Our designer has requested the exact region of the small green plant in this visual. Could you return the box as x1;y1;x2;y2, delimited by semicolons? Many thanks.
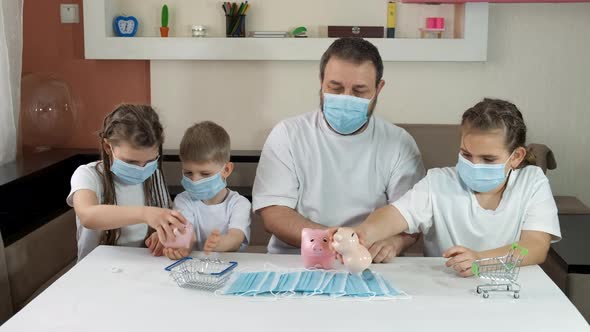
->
161;4;169;28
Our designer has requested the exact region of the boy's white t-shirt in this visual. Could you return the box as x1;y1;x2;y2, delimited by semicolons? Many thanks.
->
174;190;251;251
66;161;168;261
393;165;561;257
253;110;425;254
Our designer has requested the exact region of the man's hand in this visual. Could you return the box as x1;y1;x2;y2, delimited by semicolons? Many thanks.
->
368;236;403;263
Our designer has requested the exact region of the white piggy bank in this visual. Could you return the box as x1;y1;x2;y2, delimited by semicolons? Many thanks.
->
331;227;372;274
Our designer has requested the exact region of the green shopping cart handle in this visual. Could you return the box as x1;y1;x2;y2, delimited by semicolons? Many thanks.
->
511;243;529;256
471;263;479;277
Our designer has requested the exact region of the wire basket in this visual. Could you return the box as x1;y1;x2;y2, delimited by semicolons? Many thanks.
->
165;257;238;291
471;243;528;299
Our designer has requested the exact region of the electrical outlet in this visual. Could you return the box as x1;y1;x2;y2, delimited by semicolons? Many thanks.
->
60;4;79;24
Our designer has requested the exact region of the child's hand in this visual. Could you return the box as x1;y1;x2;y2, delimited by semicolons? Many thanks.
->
443;245;481;277
163;230;196;260
327;227;367;264
204;229;221;253
163;247;191;260
145;232;164;256
143;207;188;243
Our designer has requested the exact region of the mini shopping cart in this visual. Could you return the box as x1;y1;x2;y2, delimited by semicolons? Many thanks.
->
165;256;238;291
471;243;528;299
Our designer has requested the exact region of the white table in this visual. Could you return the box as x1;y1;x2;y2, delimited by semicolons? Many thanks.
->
2;246;588;332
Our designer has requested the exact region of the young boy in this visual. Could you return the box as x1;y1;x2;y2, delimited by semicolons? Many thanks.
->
156;121;251;259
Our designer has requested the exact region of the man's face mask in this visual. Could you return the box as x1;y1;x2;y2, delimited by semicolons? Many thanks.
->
322;93;375;135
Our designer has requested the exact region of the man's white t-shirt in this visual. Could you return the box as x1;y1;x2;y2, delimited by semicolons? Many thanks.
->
393;166;562;257
253;110;425;254
174;190;251;251
67;161;169;261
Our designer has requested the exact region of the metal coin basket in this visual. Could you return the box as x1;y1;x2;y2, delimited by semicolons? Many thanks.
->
471;243;528;299
165;256;238;291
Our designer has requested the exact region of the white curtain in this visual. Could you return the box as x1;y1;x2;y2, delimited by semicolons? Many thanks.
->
0;0;23;166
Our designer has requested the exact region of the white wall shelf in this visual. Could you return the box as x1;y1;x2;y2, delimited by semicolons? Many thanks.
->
83;0;488;62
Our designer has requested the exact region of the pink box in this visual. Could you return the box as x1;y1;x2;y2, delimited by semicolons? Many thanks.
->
426;17;437;29
435;17;445;29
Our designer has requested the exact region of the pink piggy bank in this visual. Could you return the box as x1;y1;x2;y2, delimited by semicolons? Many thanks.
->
162;223;194;249
301;228;334;269
332;227;372;275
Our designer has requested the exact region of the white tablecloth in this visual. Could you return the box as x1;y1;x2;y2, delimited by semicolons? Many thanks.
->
1;246;588;331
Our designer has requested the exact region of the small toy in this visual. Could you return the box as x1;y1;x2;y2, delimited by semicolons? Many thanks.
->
113;15;138;37
292;26;308;38
165;257;237;291
162;223;194;249
331;227;372;274
301;228;334;269
420;17;445;39
160;4;169;37
472;243;528;299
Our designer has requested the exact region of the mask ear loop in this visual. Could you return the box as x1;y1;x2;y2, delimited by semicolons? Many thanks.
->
248;272;280;302
261;263;299;299
284;271;303;299
300;270;328;298
302;266;324;297
506;150;517;171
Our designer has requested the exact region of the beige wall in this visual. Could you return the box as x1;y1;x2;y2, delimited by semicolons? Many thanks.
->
151;3;590;206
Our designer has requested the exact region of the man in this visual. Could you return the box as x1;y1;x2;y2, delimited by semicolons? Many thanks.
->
252;38;425;262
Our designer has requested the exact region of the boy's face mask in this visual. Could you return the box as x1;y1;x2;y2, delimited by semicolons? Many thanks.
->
181;167;227;201
456;151;515;193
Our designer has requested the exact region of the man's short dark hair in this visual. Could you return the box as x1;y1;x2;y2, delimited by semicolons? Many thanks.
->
319;37;384;87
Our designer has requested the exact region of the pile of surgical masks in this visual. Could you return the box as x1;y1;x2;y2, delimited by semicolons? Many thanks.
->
221;269;405;298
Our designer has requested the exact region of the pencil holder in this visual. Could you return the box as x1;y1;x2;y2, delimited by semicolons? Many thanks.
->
226;15;246;37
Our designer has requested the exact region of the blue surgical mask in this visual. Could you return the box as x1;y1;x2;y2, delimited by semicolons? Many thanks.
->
294;271;325;295
255;272;280;296
322;272;347;297
221;270;402;298
323;93;373;135
456;152;514;193
224;272;269;296
345;273;374;297
272;272;302;294
181;171;226;201
362;269;400;297
111;157;159;185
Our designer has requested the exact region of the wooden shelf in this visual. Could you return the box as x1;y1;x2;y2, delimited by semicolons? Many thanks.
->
83;0;489;62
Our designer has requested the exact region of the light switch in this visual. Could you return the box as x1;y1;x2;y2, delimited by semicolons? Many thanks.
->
60;4;79;24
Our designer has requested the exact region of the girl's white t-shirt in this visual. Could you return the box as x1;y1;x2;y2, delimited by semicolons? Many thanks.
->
173;190;251;251
67;161;168;261
393;165;561;257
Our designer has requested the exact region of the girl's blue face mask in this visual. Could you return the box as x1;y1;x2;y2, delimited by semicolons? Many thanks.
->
111;156;159;185
322;93;374;135
456;151;514;193
181;169;227;201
